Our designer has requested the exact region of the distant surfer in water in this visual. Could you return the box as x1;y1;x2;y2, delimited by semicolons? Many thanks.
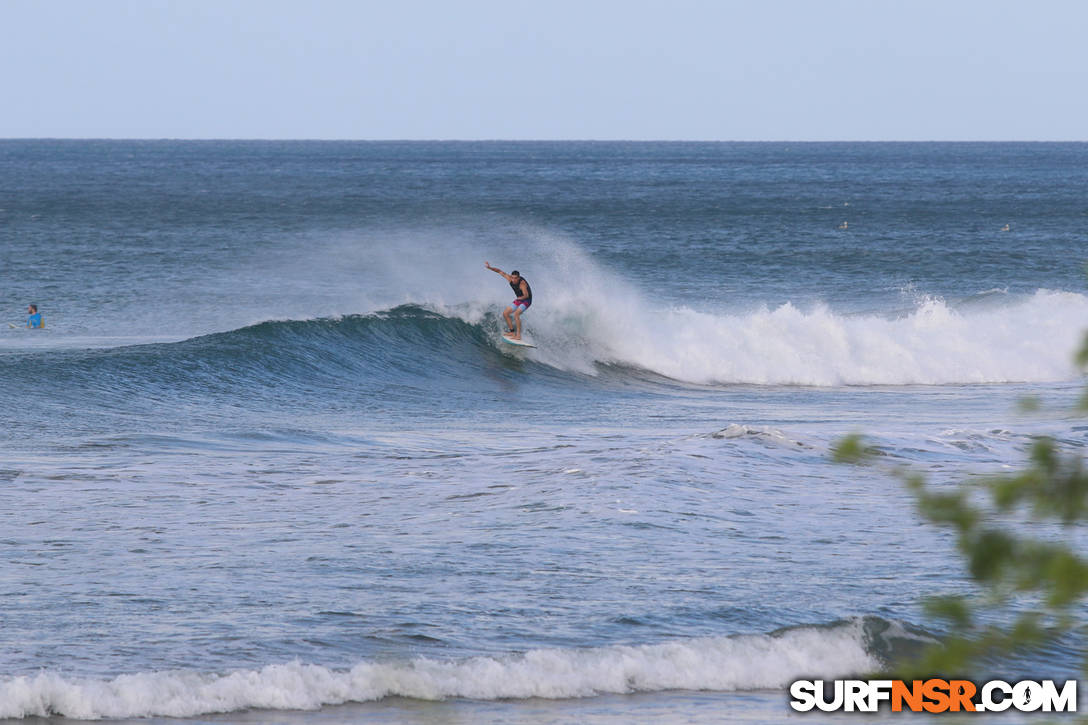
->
485;262;532;340
26;304;44;329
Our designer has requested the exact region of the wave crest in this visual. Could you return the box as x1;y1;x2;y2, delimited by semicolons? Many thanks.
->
0;620;885;719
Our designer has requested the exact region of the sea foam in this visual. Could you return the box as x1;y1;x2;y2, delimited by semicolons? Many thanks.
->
520;288;1088;386
399;232;1088;387
0;623;876;719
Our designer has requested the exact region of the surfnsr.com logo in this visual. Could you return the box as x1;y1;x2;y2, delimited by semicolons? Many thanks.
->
790;679;1078;713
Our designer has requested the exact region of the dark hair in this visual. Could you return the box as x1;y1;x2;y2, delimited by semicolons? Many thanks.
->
511;270;520;276
28;304;37;313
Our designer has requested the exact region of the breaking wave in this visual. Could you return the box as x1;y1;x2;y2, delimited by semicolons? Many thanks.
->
0;619;905;719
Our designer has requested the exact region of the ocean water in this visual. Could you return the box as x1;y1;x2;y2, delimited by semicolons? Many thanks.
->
1;141;1086;723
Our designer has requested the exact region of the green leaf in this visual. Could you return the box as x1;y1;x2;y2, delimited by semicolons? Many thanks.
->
831;434;875;464
924;595;972;628
965;529;1016;582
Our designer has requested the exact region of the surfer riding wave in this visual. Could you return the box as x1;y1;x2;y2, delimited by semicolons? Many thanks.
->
485;261;532;341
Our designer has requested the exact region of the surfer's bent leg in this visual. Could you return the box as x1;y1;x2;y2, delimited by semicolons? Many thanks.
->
511;300;530;340
503;306;515;334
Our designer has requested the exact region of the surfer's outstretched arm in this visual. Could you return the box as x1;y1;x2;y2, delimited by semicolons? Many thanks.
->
485;261;512;281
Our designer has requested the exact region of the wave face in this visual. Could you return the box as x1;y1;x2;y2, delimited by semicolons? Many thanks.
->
3;204;1085;392
5;289;1084;411
0;307;503;409
0;619;896;719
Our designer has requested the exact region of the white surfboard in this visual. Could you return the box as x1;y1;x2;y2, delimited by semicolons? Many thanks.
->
501;334;536;348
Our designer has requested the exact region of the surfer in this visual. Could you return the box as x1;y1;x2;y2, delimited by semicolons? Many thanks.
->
485;262;532;340
26;304;44;329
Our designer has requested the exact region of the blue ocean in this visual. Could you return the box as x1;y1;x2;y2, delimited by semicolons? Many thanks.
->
1;141;1086;723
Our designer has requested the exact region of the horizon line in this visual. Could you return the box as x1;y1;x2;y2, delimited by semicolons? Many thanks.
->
2;137;1086;144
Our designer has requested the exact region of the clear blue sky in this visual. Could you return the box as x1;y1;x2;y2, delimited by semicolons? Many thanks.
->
3;0;1086;140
